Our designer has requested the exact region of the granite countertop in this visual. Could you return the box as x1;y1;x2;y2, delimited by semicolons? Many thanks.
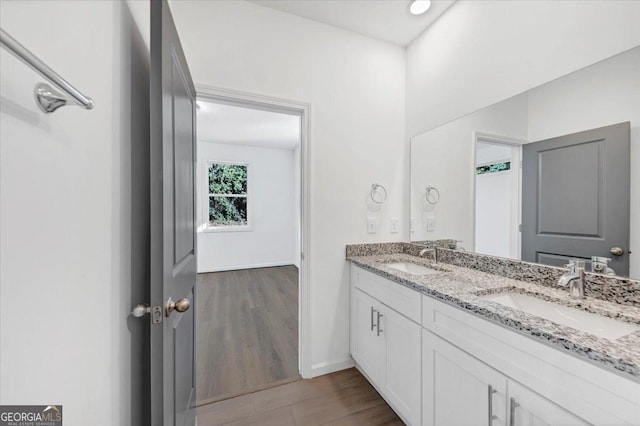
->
348;252;640;381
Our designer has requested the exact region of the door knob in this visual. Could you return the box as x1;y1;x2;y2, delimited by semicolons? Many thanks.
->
610;247;624;256
165;297;190;317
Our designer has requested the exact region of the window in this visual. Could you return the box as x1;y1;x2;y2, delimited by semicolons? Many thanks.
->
476;161;511;175
207;162;248;228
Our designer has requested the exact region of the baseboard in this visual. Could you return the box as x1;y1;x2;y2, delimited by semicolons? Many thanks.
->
310;357;355;378
198;261;296;273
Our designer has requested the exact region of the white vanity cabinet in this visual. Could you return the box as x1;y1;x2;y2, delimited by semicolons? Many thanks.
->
422;330;590;426
351;287;383;378
422;329;507;426
349;264;640;426
422;292;640;426
350;266;422;425
507;380;591;426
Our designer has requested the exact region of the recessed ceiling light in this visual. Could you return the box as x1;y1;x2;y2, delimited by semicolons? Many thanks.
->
409;0;432;15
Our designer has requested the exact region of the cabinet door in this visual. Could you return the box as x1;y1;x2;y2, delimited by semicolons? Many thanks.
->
351;288;382;380
423;330;507;426
508;380;590;426
379;306;422;425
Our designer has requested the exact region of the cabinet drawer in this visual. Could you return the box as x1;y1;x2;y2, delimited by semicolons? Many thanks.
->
421;295;640;425
352;265;421;324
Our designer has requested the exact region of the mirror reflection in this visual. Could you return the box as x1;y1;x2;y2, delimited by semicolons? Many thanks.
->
410;46;639;279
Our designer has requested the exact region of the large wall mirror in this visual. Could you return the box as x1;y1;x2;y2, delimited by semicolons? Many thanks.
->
410;46;639;279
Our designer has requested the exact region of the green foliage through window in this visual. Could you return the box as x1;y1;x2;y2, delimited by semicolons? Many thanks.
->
208;163;248;227
476;161;511;175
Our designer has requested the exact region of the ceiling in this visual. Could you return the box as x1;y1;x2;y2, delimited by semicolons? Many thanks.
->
197;101;301;150
248;0;457;46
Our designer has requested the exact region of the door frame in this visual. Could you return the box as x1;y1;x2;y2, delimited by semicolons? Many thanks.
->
472;132;527;259
195;83;312;379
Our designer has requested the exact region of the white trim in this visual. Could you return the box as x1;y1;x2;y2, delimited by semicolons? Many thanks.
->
195;84;313;379
472;131;527;259
198;261;298;273
310;358;355;378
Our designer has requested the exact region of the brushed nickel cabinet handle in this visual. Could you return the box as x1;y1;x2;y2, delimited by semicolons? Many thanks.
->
488;385;498;425
370;307;377;331
509;397;520;426
376;312;384;336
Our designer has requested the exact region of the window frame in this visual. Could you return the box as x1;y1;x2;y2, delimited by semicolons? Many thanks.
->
202;160;252;233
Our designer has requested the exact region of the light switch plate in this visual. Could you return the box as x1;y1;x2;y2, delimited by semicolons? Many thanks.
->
390;218;400;233
367;218;377;234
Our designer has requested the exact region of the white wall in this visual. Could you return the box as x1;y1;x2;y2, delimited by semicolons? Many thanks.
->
169;0;406;375
475;171;512;258
406;0;640;137
410;46;640;278
410;94;528;247
197;142;297;272
0;1;149;425
474;143;519;258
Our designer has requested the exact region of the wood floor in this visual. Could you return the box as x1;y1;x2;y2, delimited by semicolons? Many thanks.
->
197;266;300;404
196;367;403;426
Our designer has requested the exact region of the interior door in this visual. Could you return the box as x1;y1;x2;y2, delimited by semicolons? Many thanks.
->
150;0;197;425
521;122;630;275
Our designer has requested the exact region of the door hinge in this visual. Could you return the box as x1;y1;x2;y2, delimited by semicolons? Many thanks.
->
131;304;163;324
518;224;522;232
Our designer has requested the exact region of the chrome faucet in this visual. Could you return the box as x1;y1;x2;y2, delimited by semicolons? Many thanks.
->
558;260;586;299
419;247;436;262
591;256;616;276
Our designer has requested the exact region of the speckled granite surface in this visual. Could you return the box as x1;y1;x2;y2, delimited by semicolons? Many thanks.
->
437;248;640;307
346;245;640;381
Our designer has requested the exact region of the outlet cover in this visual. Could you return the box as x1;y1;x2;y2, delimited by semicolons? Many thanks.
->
390;218;400;233
427;216;435;232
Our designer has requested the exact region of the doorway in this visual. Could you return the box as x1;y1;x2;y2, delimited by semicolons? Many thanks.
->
474;134;523;259
194;90;308;405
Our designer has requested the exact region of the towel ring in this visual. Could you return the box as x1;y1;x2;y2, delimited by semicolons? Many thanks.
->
370;183;387;204
425;185;440;205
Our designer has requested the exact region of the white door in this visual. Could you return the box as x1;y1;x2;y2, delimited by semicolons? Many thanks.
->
379;306;421;425
351;288;382;380
423;330;507;426
508;380;590;426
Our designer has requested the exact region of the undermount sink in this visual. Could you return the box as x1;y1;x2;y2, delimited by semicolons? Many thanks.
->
481;292;639;340
386;262;440;276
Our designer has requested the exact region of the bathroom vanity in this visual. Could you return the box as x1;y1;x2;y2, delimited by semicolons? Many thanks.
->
347;243;640;426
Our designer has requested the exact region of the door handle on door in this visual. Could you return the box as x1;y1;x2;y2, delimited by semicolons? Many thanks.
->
165;297;190;317
131;304;163;324
610;247;624;256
